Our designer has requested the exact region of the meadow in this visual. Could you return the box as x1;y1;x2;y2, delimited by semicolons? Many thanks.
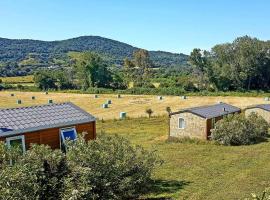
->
98;117;270;200
0;91;269;119
1;91;270;199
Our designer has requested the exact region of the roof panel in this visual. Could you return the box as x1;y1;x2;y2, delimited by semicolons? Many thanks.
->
0;102;95;137
171;103;241;119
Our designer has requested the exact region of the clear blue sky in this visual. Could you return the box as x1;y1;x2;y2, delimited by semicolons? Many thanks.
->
1;0;270;54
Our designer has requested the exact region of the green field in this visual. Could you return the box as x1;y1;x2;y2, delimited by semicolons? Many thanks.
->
98;117;270;200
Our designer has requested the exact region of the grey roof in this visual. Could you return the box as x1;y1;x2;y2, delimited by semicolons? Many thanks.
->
246;104;270;112
0;102;95;138
170;103;241;119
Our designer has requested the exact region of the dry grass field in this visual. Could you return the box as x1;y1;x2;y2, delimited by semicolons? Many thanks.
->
0;75;34;84
0;91;268;119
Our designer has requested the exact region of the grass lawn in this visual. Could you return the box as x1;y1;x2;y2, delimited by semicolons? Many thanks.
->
97;117;270;200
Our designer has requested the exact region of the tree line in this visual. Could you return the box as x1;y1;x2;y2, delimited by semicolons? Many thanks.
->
33;36;270;93
190;36;270;91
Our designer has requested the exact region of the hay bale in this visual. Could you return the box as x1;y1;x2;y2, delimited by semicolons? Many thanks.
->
181;96;187;100
157;96;163;100
32;96;35;100
102;104;108;108
107;99;112;104
48;99;53;104
17;99;22;104
119;112;126;119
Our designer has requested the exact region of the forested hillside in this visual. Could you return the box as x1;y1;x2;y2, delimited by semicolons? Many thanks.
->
0;36;188;76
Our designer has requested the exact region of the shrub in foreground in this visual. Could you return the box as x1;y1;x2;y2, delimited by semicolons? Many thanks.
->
0;134;161;200
245;188;270;200
211;113;269;145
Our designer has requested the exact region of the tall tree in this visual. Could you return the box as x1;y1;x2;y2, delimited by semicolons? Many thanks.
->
123;49;153;86
72;52;113;89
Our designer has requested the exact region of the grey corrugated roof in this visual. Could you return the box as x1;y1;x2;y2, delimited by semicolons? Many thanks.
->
170;103;240;119
0;102;95;138
246;104;270;112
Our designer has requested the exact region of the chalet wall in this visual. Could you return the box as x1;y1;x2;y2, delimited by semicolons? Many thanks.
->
170;112;207;139
0;121;96;150
245;108;270;123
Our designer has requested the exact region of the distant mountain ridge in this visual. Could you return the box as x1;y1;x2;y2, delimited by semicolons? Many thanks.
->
0;36;188;67
0;36;189;76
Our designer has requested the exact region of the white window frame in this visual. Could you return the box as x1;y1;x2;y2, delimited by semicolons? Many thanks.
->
178;117;185;129
59;127;78;148
6;135;26;153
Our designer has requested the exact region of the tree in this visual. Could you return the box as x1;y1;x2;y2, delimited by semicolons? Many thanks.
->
166;107;172;115
55;70;75;90
189;49;212;90
146;108;154;118
123;49;153;87
34;70;57;90
133;49;152;84
72;52;113;89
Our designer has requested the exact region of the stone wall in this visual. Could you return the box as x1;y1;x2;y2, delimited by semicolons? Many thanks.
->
245;108;270;123
170;112;207;139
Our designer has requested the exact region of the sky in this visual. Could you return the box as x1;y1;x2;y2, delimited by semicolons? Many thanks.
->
0;0;270;54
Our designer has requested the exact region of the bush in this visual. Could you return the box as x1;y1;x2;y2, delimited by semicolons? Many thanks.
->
246;188;270;200
211;113;269;145
0;134;161;200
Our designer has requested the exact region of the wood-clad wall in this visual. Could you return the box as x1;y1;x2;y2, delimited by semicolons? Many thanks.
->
0;121;96;150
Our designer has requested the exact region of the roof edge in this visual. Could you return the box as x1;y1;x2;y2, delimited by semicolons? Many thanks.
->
0;118;95;138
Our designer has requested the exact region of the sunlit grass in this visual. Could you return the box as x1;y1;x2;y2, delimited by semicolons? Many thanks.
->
98;117;270;200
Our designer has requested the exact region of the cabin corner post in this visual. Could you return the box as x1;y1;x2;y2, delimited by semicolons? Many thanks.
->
93;121;97;140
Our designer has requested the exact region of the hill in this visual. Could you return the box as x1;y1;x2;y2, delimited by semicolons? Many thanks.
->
0;36;189;76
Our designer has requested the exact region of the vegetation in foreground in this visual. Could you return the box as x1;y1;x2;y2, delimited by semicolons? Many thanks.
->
0;134;160;200
98;117;270;200
212;113;269;145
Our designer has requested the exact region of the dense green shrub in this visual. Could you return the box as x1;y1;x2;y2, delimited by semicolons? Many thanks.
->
0;134;161;200
211;113;269;145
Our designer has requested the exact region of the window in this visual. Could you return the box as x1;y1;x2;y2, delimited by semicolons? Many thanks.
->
178;118;185;129
60;127;77;151
6;135;26;154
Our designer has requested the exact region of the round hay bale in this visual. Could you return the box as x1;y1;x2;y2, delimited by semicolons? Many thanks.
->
102;104;108;108
107;99;112;104
119;112;126;119
157;96;163;100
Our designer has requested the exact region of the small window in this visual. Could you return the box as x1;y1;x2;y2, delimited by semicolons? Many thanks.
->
6;135;26;154
60;127;77;151
178;118;185;129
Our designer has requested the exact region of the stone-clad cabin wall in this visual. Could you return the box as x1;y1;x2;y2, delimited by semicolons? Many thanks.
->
170;112;207;139
245;108;270;123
